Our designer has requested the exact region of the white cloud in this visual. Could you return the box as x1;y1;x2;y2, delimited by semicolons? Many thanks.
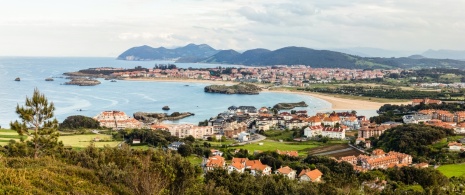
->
0;0;464;56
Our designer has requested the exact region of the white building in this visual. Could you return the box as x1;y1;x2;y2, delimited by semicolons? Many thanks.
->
238;132;250;142
321;127;346;140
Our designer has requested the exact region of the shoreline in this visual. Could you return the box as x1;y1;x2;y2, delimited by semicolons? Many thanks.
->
265;90;410;110
124;78;410;110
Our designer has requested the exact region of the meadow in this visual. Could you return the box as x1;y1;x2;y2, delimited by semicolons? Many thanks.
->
437;163;465;178
230;140;325;156
59;134;120;148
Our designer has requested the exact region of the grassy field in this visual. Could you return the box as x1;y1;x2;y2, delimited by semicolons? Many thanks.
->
0;129;27;145
437;163;465;178
230;140;327;156
59;134;119;148
187;155;204;166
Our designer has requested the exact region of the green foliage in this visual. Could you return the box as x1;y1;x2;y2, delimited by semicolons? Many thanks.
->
9;88;61;158
114;128;179;147
372;124;455;162
178;144;193;157
59;115;100;130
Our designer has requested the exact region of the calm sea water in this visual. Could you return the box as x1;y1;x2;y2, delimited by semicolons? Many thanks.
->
0;57;376;128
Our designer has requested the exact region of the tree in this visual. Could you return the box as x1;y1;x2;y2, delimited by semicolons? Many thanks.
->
178;144;193;157
10;88;61;158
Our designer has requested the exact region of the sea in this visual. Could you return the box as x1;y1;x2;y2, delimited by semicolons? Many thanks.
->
0;57;376;128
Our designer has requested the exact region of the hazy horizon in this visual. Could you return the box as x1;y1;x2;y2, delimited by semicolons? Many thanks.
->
1;1;465;57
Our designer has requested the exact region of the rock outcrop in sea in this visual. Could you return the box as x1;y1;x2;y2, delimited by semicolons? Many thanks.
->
133;112;194;123
65;78;101;86
273;101;308;110
204;83;261;95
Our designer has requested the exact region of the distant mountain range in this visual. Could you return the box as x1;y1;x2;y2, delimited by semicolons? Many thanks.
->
421;49;465;60
117;44;465;69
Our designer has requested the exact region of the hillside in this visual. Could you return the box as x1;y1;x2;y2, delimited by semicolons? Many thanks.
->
119;44;465;69
117;43;219;60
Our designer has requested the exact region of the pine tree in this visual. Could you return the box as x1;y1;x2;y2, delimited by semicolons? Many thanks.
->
10;88;61;158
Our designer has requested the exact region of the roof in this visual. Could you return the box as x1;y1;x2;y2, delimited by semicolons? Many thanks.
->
276;166;294;174
206;155;225;168
448;142;462;147
298;169;323;181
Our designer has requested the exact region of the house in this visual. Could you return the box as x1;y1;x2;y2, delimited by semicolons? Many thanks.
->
275;166;297;180
228;157;247;173
303;125;323;138
339;155;358;165
322;116;340;127
238;132;250;142
211;149;223;156
414;163;429;169
204;155;226;171
245;159;272;175
322;127;346;140
298;169;323;182
167;141;184;151
448;142;463;151
132;139;140;144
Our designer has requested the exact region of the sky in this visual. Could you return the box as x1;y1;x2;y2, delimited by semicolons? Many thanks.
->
0;0;464;57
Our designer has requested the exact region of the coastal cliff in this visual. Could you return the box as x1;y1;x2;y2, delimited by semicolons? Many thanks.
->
204;83;261;95
273;101;308;110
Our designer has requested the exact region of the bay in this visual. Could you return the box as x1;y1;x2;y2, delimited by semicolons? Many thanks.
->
0;57;375;128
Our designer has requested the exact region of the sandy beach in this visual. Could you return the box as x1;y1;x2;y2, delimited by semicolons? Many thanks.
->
266;90;410;110
124;78;410;110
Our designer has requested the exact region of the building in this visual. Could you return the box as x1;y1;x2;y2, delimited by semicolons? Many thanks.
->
402;114;432;124
358;123;397;139
203;155;226;171
238;132;250;142
448;142;464;151
166;124;215;139
228;157;247;173
167;142;185;151
275;166;297;180
94;111;142;130
321;127;346;140
304;125;323;138
357;149;412;170
412;98;442;106
245;159;272;176
298;169;323;182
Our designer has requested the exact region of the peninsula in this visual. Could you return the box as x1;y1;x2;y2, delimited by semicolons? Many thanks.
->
204;83;261;95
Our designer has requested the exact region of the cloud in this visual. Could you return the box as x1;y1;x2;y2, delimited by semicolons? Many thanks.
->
237;2;320;26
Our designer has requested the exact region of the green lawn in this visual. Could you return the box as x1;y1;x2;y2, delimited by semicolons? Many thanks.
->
59;134;119;148
230;140;324;156
195;140;236;148
187;155;203;166
0;129;27;145
437;163;465;178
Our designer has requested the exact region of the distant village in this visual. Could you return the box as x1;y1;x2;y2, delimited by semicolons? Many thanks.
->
93;65;390;86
